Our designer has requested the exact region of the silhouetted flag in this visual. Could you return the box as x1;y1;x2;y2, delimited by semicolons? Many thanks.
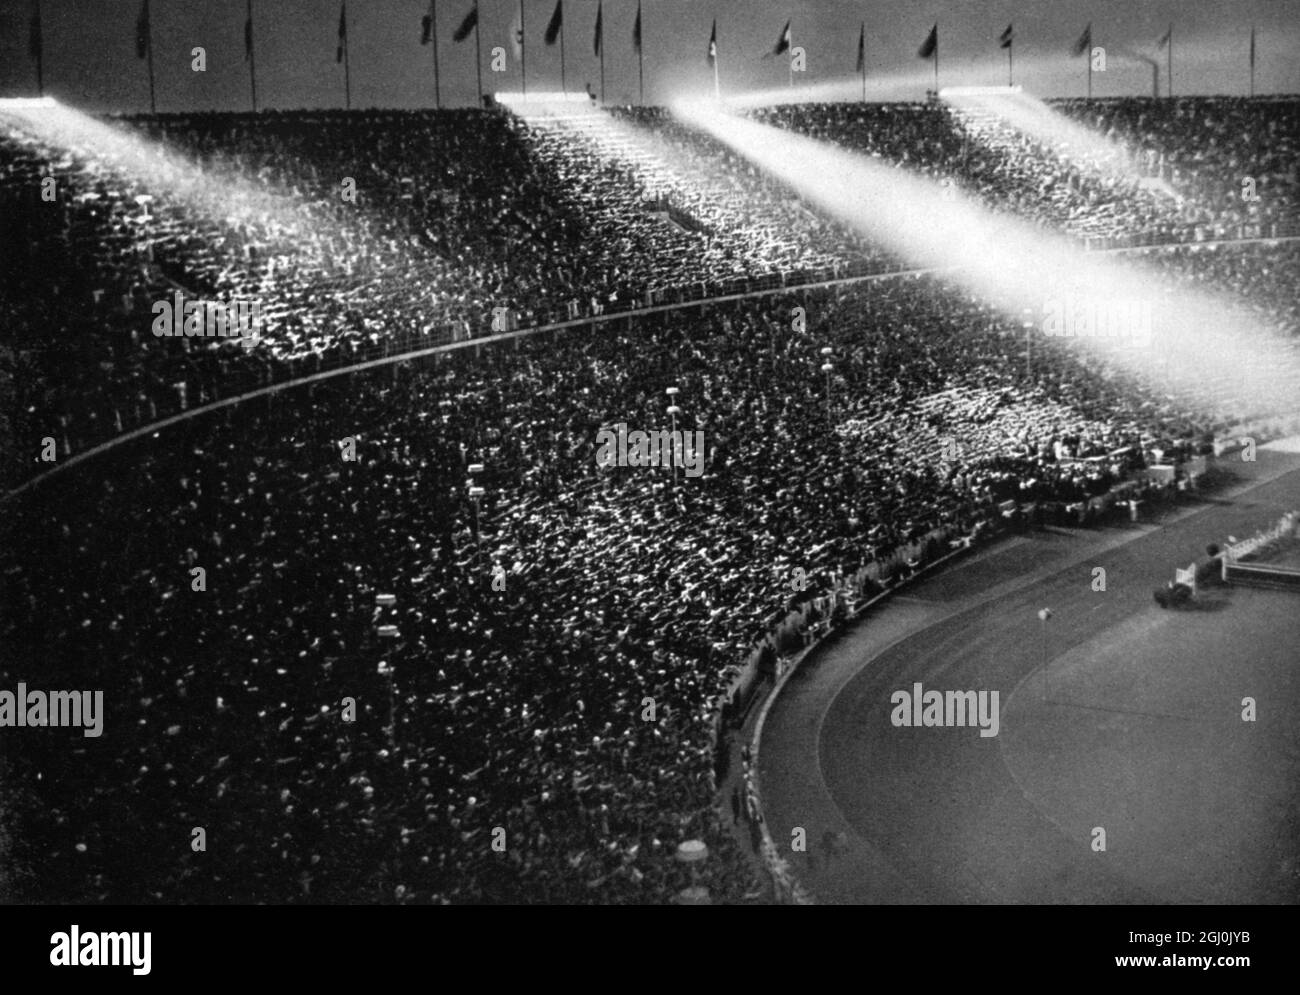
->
336;3;346;63
855;24;864;72
633;2;641;52
421;14;432;45
1157;24;1171;49
999;24;1013;49
1249;26;1255;70
453;4;477;43
594;2;603;56
30;3;42;60
918;24;936;59
1071;23;1091;57
136;0;150;59
773;20;791;56
545;1;563;46
707;19;717;64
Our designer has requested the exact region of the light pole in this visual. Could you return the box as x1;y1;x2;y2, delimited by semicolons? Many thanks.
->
666;386;681;484
820;347;834;422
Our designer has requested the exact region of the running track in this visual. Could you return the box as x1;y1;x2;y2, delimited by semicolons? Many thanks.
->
758;448;1300;903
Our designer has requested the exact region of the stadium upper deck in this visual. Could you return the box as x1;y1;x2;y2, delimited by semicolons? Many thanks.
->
2;97;1298;489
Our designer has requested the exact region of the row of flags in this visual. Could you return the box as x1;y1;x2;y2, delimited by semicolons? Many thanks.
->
904;20;1260;97
25;4;1264;74
23;2;1268;107
443;2;636;57
904;22;1166;62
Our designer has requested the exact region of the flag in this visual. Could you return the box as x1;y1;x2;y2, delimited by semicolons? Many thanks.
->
633;2;641;53
244;2;254;61
1157;24;1171;49
773;20;791;56
707;19;717;65
136;0;150;59
453;4;477;43
594;2;603;57
336;3;346;63
1071;23;1091;57
999;24;1013;49
855;23;864;72
545;1;563;46
918;24;936;60
29;3;42;61
421;14;432;45
510;6;522;58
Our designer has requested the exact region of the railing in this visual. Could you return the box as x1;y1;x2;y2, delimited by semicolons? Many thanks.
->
1221;510;1300;581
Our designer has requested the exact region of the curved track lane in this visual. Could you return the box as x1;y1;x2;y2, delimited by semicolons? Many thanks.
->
760;452;1300;903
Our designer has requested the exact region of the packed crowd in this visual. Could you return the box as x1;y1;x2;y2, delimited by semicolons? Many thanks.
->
4;97;1298;487
3;97;1300;903
758;96;1298;243
4;260;1260;903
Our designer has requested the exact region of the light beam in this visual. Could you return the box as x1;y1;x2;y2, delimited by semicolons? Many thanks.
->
671;99;1300;425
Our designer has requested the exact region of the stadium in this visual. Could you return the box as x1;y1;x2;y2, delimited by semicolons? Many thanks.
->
1;0;1298;910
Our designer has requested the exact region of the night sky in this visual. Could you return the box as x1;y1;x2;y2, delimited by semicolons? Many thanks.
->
1;0;1297;113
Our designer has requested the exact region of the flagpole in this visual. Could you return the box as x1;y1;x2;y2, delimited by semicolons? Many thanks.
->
247;0;258;113
600;16;606;104
788;22;794;89
520;0;526;97
32;0;43;96
429;1;441;108
474;1;483;104
1249;27;1255;98
861;23;866;102
713;36;720;100
934;25;939;94
430;2;442;108
145;1;157;114
1167;24;1173;98
1008;38;1013;87
560;13;567;94
33;0;43;98
343;3;351;110
1086;25;1092;100
637;3;644;105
